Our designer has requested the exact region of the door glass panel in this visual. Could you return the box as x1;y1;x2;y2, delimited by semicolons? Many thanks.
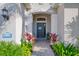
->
37;23;46;38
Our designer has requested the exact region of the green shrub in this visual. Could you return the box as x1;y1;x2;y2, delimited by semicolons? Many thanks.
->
0;40;32;56
52;42;79;56
0;41;23;56
22;42;32;56
21;38;32;56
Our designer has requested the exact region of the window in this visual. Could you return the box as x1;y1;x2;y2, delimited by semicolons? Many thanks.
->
37;18;46;21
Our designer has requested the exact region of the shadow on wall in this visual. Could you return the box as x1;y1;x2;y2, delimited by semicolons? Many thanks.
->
66;15;79;39
0;4;18;33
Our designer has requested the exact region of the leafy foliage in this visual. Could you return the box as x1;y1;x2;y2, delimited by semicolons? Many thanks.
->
46;32;51;40
46;32;58;42
50;33;58;42
22;42;32;56
23;33;36;42
0;40;32;56
0;41;23;56
51;42;79;56
21;38;32;56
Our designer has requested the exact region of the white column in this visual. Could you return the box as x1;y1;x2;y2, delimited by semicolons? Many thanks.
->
26;13;33;35
57;4;64;41
15;4;24;44
51;14;57;34
15;14;22;44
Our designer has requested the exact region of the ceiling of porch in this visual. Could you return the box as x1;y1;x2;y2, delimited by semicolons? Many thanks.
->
23;3;60;14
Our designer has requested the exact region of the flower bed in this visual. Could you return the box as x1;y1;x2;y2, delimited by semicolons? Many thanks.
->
21;38;32;56
46;32;58;45
0;33;36;56
0;41;32;56
22;32;36;53
23;33;36;44
51;41;79;56
50;33;58;43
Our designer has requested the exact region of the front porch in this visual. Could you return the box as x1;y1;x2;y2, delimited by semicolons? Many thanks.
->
23;4;64;42
25;13;58;41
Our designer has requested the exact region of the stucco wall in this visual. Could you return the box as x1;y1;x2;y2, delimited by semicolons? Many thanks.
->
0;4;17;42
0;3;24;44
64;3;79;44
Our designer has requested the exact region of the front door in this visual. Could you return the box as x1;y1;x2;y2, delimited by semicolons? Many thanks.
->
37;23;46;38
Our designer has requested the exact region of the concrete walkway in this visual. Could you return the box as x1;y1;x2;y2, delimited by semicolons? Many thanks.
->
32;40;54;56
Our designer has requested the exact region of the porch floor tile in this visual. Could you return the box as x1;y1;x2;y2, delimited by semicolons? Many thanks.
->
32;40;54;56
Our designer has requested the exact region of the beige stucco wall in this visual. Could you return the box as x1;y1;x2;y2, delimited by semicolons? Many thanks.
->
64;3;79;44
0;4;17;42
0;3;24;44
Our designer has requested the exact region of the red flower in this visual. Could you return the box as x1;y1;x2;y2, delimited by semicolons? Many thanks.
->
50;33;58;42
23;32;36;42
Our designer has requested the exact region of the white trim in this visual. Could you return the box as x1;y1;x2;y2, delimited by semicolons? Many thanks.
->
36;16;47;22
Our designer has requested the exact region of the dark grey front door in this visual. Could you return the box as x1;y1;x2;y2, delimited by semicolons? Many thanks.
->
37;23;46;38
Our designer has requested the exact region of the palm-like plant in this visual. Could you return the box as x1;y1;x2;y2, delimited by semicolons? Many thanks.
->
52;42;79;56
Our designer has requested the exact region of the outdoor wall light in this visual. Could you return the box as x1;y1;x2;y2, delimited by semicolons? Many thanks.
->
1;7;9;21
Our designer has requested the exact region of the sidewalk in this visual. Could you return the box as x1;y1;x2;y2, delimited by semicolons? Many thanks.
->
32;40;54;56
